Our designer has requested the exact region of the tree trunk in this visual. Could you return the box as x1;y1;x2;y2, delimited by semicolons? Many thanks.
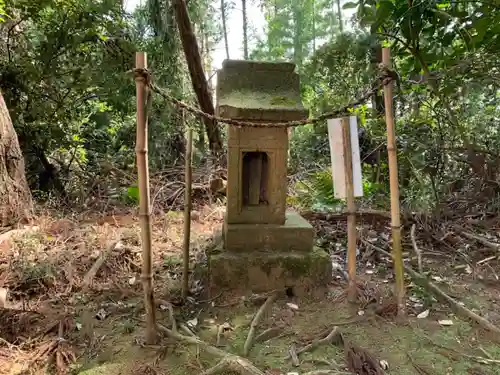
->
0;91;33;226
221;0;230;60
242;0;248;59
174;0;223;157
336;0;343;32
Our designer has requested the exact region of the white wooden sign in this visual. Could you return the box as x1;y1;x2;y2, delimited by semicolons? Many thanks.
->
327;116;363;198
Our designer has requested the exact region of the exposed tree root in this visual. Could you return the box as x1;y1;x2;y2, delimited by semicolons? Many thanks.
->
285;326;342;360
157;324;266;375
243;291;278;356
255;327;284;343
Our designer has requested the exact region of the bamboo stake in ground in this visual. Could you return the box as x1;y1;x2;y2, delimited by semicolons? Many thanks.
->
382;47;406;318
182;127;193;300
135;52;157;344
341;117;358;302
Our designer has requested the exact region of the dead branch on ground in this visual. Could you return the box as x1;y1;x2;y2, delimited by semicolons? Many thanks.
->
243;291;278;356
453;226;500;252
362;239;500;336
410;224;423;273
423;334;500;365
289;343;300;367
254;327;284;343
82;239;121;288
30;318;75;374
407;353;436;375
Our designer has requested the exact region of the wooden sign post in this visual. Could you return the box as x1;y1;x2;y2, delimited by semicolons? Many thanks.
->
328;116;363;302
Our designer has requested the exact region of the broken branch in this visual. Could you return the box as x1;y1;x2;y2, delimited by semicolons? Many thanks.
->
453;226;500;251
255;327;284;343
82;240;120;288
289;343;300;367
363;240;500;336
410;224;423;273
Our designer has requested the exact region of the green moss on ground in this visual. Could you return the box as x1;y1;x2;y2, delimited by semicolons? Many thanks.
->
73;297;499;375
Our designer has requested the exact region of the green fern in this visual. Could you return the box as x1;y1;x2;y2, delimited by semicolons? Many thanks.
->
291;169;342;211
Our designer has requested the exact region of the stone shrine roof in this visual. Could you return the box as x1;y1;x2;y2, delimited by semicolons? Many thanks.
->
216;59;309;122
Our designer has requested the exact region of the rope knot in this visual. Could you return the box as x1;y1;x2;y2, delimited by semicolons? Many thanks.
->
133;67;151;84
378;65;399;85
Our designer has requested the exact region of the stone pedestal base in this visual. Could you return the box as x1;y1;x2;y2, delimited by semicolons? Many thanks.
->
208;211;332;295
209;248;332;295
223;211;314;252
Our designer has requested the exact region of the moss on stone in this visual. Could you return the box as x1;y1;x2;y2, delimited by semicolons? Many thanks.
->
209;248;332;293
269;95;297;107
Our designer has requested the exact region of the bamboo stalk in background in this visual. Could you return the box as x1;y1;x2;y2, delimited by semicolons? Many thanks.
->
182;127;193;300
382;47;406;318
341;117;358;302
135;52;157;343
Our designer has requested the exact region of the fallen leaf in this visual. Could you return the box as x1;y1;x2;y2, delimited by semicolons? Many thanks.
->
380;359;389;369
187;317;198;328
438;319;454;326
417;309;430;319
286;302;299;310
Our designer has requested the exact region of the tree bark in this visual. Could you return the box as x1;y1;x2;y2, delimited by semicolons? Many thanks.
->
173;0;223;157
221;0;230;60
0;91;33;226
336;0;343;32
242;0;248;59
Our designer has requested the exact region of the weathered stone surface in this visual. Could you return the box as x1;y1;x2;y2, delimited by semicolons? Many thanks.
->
224;211;314;252
209;247;332;295
226;146;288;225
208;59;331;295
216;59;309;121
218;59;307;226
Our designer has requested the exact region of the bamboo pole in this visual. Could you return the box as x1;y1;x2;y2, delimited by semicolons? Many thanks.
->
382;47;406;318
182;127;193;300
341;117;357;302
135;52;157;343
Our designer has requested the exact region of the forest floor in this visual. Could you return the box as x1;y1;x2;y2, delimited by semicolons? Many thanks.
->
1;204;500;375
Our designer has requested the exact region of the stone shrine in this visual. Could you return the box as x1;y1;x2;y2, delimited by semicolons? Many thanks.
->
209;59;332;294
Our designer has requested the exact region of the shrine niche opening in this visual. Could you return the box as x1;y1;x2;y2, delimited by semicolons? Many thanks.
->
241;151;269;206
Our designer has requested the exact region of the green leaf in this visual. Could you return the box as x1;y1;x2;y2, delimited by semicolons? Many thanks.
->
343;2;358;10
127;186;139;202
